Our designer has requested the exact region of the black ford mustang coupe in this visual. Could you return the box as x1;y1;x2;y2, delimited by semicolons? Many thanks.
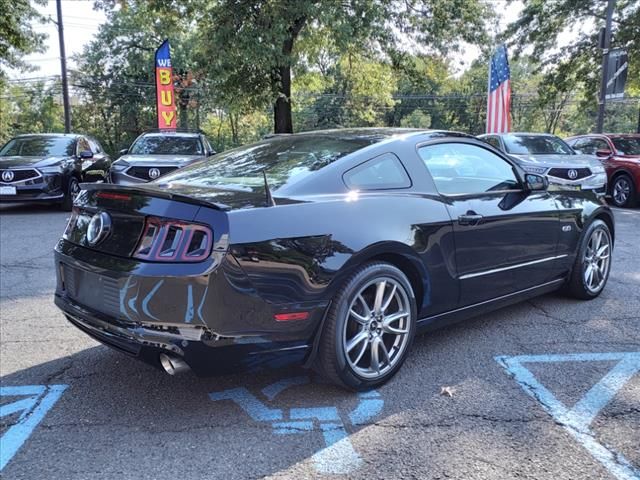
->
54;129;614;389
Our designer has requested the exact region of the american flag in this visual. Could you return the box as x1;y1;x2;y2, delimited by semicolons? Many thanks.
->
486;45;512;133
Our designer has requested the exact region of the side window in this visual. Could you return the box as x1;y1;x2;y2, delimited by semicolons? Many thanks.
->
343;153;411;190
88;138;101;153
418;143;520;195
204;137;215;154
77;137;91;155
575;139;596;154
484;136;502;150
592;138;610;152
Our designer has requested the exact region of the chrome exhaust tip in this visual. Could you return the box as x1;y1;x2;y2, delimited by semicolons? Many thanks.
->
159;353;190;375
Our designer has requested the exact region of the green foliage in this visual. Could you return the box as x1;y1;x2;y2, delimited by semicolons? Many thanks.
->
0;0;47;78
0;81;64;144
400;109;432;128
506;0;640;132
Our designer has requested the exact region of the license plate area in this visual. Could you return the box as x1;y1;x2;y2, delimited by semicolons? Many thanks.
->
62;264;121;318
0;186;17;195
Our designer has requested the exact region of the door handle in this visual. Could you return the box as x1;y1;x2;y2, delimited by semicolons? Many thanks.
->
458;213;483;226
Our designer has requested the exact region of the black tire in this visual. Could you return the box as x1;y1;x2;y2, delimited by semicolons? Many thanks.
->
565;219;612;300
315;262;417;390
61;176;80;211
609;174;636;208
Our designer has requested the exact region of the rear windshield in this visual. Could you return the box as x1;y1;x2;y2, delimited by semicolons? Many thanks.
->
129;136;203;155
158;135;375;191
0;136;75;157
503;135;574;155
612;137;640;155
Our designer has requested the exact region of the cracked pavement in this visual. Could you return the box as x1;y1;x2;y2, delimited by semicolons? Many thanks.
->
1;202;639;480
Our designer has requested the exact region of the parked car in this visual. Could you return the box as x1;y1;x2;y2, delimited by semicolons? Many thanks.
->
478;133;607;194
565;134;640;208
0;133;111;210
54;129;614;390
109;130;215;184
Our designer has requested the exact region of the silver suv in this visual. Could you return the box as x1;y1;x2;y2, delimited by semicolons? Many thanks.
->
478;133;607;193
109;130;215;185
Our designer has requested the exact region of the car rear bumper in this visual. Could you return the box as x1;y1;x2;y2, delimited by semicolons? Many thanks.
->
53;241;323;375
55;293;311;375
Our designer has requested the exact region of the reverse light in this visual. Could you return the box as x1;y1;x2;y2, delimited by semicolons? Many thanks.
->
134;216;213;262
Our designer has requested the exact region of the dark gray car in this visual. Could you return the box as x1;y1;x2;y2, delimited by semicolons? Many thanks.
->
109;131;215;185
478;133;607;193
0;133;111;210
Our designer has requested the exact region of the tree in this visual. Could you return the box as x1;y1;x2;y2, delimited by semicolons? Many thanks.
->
0;81;64;143
189;0;492;133
505;0;640;132
0;0;47;79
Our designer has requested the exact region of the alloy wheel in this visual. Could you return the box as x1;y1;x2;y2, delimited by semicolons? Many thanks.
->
583;228;611;294
612;177;630;206
342;277;411;379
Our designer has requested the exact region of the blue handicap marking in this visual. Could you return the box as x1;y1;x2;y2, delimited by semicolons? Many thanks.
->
0;384;68;471
210;376;384;475
496;352;640;480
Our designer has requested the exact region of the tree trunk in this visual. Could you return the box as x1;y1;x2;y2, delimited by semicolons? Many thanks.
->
272;15;306;134
273;64;293;133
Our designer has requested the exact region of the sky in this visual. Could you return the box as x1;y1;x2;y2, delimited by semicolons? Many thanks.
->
9;0;524;81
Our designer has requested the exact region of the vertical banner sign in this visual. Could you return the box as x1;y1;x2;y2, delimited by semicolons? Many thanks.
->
605;48;628;101
155;40;177;129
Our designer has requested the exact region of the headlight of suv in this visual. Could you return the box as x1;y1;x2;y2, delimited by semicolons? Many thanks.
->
591;165;605;174
38;165;64;174
110;162;129;172
522;165;547;174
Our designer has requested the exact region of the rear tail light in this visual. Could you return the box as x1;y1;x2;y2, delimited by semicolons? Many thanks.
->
134;216;213;262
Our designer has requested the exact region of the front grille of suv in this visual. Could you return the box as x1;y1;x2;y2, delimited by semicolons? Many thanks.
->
126;166;178;181
547;168;591;181
0;169;40;183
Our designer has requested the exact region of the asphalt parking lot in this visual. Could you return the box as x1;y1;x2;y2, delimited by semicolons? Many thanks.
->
1;202;638;480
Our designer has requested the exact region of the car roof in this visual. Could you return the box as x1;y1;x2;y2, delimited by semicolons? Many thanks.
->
287;127;472;142
15;133;83;139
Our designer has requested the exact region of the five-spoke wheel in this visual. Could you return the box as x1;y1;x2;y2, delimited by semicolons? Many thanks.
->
342;278;411;379
610;174;636;208
566;219;612;299
316;262;416;390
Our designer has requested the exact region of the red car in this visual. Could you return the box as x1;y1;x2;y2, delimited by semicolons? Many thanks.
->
566;134;640;208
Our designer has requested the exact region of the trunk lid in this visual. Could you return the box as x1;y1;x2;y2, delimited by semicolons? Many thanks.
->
66;184;228;258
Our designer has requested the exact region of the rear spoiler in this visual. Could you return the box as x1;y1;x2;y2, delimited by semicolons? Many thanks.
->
80;183;230;211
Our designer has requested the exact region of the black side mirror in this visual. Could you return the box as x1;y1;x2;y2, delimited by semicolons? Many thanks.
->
79;150;93;159
119;148;129;156
595;148;612;158
207;150;216;157
525;173;548;191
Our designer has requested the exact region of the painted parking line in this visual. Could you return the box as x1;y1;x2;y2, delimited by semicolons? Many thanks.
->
496;352;640;480
0;384;68;471
210;376;384;475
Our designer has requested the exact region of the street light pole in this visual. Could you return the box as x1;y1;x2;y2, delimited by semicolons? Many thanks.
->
595;0;615;133
56;0;71;133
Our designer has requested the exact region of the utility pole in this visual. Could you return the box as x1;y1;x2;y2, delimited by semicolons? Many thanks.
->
56;0;71;133
595;0;615;133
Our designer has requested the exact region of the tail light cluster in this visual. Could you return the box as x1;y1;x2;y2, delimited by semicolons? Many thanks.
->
134;216;213;262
